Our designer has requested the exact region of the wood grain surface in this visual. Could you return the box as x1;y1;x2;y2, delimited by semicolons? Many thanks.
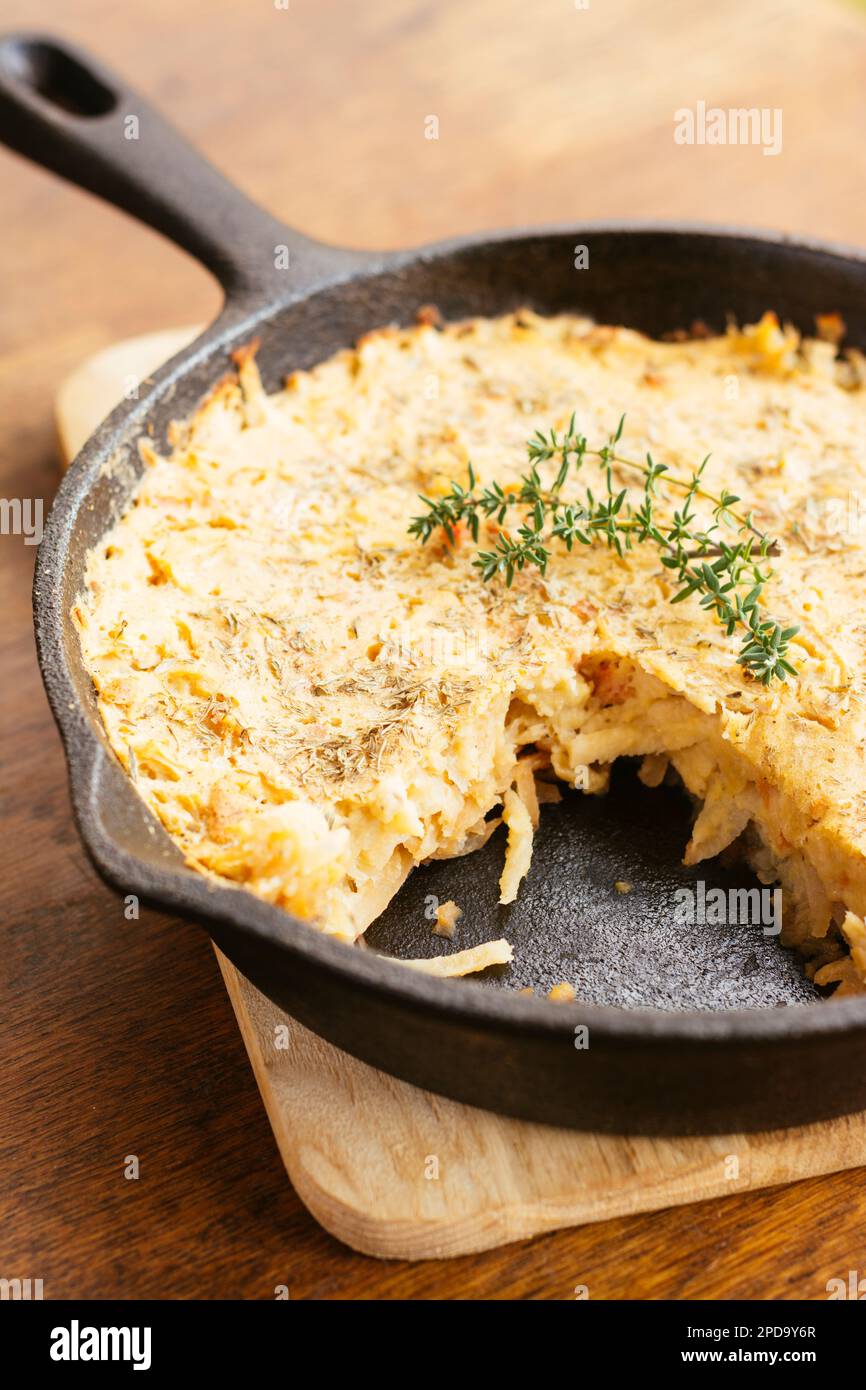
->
221;958;866;1262
4;0;866;1299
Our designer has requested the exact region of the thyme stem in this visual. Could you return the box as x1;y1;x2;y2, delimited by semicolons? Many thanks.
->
408;414;799;686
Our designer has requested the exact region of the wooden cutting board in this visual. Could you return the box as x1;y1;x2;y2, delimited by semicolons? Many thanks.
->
56;330;866;1261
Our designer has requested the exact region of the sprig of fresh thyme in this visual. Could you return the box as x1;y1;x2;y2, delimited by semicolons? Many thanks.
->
408;414;799;685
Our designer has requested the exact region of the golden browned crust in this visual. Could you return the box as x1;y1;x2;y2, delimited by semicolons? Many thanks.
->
74;309;866;990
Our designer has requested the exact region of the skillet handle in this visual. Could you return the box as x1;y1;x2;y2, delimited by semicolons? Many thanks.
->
0;32;353;299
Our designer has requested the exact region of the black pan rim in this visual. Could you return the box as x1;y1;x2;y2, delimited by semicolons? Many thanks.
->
34;217;866;1050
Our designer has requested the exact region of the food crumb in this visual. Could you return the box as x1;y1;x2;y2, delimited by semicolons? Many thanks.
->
614;880;633;894
433;900;463;938
516;985;534;996
816;312;845;345
548;981;576;1002
416;303;444;329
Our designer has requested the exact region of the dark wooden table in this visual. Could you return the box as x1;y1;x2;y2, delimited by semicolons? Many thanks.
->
3;0;866;1298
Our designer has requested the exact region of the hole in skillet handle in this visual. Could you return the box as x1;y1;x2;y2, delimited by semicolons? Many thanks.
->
1;37;117;118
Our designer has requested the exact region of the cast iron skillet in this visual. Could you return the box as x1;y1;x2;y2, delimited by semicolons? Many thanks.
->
4;32;866;1136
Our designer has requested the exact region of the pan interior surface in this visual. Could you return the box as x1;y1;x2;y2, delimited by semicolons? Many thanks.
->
366;761;820;1009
